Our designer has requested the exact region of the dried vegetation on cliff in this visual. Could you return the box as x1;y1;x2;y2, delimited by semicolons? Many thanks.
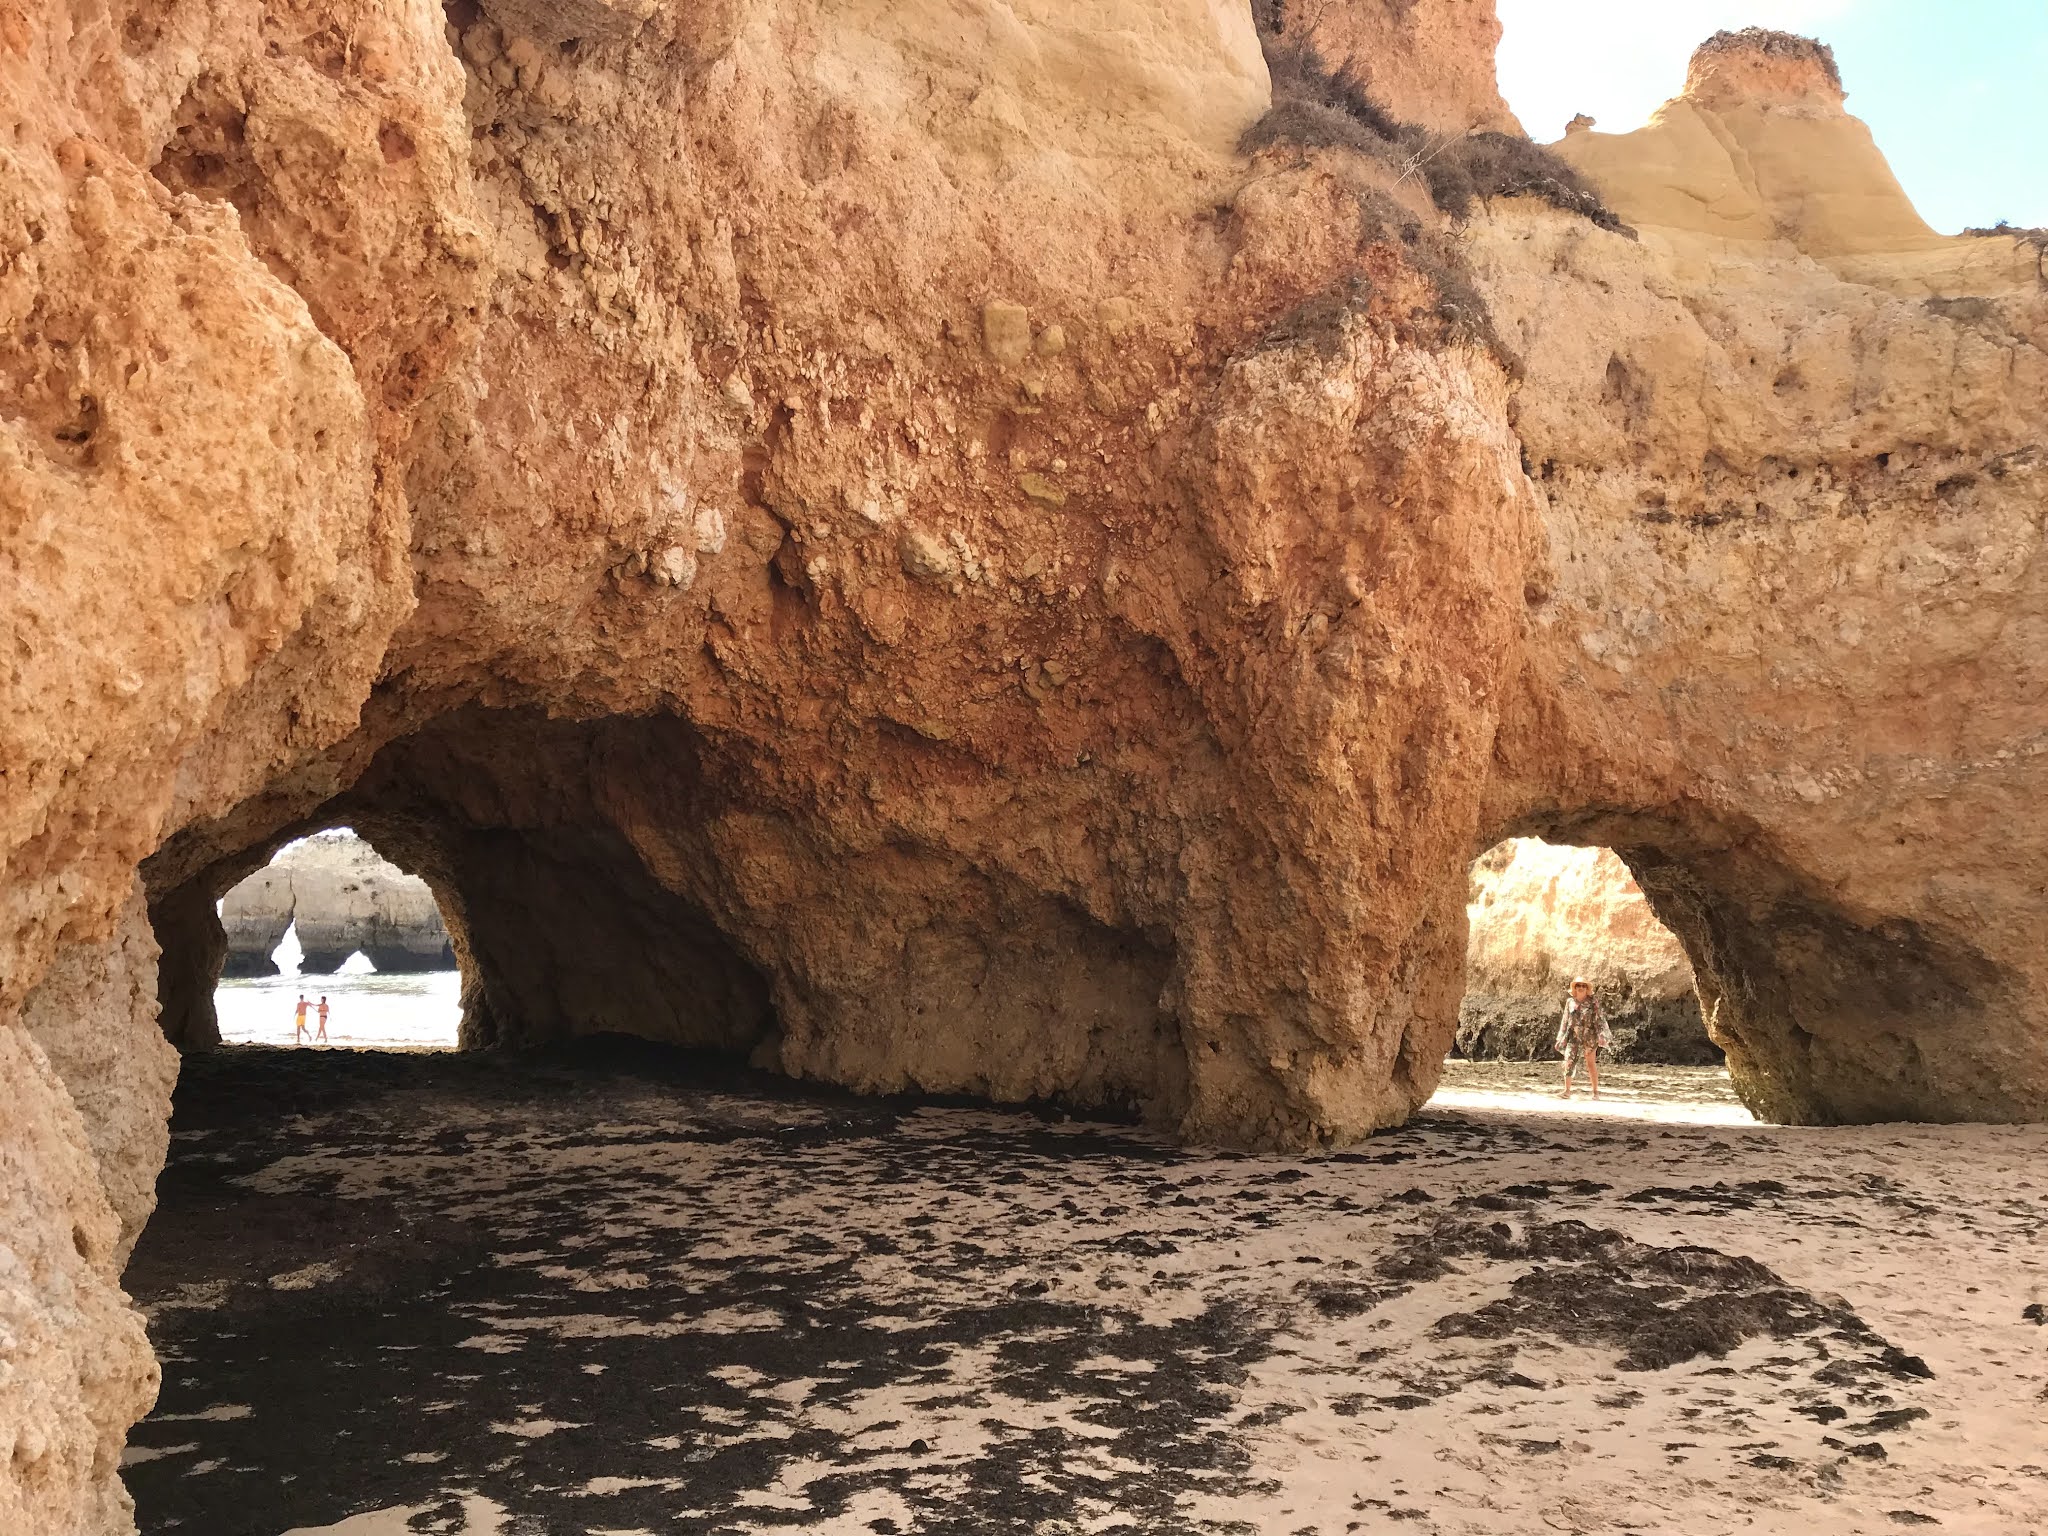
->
1245;25;1627;234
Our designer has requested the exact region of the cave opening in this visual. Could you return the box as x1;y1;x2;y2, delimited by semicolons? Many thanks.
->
119;710;823;1529
1456;835;1722;1066
1444;803;2022;1127
210;826;464;1050
142;708;782;1072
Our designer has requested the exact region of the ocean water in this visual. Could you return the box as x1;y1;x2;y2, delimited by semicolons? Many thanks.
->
214;927;461;1049
214;971;462;1049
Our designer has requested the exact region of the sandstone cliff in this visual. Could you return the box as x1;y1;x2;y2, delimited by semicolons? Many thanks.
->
216;865;294;978
1262;0;1522;136
1459;839;1715;1064
3;8;2045;1527
219;831;457;977
1550;29;1998;288
4;891;170;1536
1470;27;2047;1122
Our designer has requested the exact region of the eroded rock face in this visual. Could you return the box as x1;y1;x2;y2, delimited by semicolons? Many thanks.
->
0;0;485;1021
216;865;294;978
13;0;2046;1170
1551;27;1993;281
17;889;181;1263
1459;839;1715;1064
1260;0;1522;135
139;0;1533;1154
4;9;2047;1525
1;898;166;1536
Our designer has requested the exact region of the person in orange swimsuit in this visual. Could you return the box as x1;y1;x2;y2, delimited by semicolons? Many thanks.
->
292;994;310;1044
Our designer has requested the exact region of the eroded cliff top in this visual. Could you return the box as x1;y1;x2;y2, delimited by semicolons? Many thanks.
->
1685;27;1845;110
1547;23;2042;287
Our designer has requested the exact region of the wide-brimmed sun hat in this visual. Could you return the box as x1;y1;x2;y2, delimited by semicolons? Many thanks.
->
1570;976;1590;987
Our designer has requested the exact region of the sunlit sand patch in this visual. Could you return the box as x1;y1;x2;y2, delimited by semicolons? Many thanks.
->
142;1279;231;1316
461;1313;690;1347
1426;1084;1756;1125
489;1417;586;1438
120;1442;199;1465
532;1264;652;1291
452;1333;524;1355
278;1493;506;1535
1429;1060;1758;1125
213;967;463;1053
576;1476;683;1496
268;1261;345;1290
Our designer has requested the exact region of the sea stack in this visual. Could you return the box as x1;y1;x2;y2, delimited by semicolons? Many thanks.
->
220;834;456;975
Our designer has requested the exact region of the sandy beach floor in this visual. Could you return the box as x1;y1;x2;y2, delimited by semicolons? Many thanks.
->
123;1046;2048;1535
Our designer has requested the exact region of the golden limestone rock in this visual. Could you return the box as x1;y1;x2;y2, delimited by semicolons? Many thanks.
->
1;9;2042;1526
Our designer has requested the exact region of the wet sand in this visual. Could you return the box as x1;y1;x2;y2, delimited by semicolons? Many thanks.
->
124;1047;2048;1534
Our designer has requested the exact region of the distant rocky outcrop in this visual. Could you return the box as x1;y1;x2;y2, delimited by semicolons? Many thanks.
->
1545;26;2021;289
217;866;295;978
1459;840;1719;1065
220;834;455;976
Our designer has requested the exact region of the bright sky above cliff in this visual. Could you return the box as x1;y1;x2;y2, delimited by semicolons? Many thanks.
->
1496;0;2048;233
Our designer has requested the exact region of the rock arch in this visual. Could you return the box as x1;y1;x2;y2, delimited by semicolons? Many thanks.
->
3;9;2046;1528
1467;800;2027;1126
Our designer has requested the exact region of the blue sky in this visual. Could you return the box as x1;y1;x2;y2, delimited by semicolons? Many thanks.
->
1496;0;2048;233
